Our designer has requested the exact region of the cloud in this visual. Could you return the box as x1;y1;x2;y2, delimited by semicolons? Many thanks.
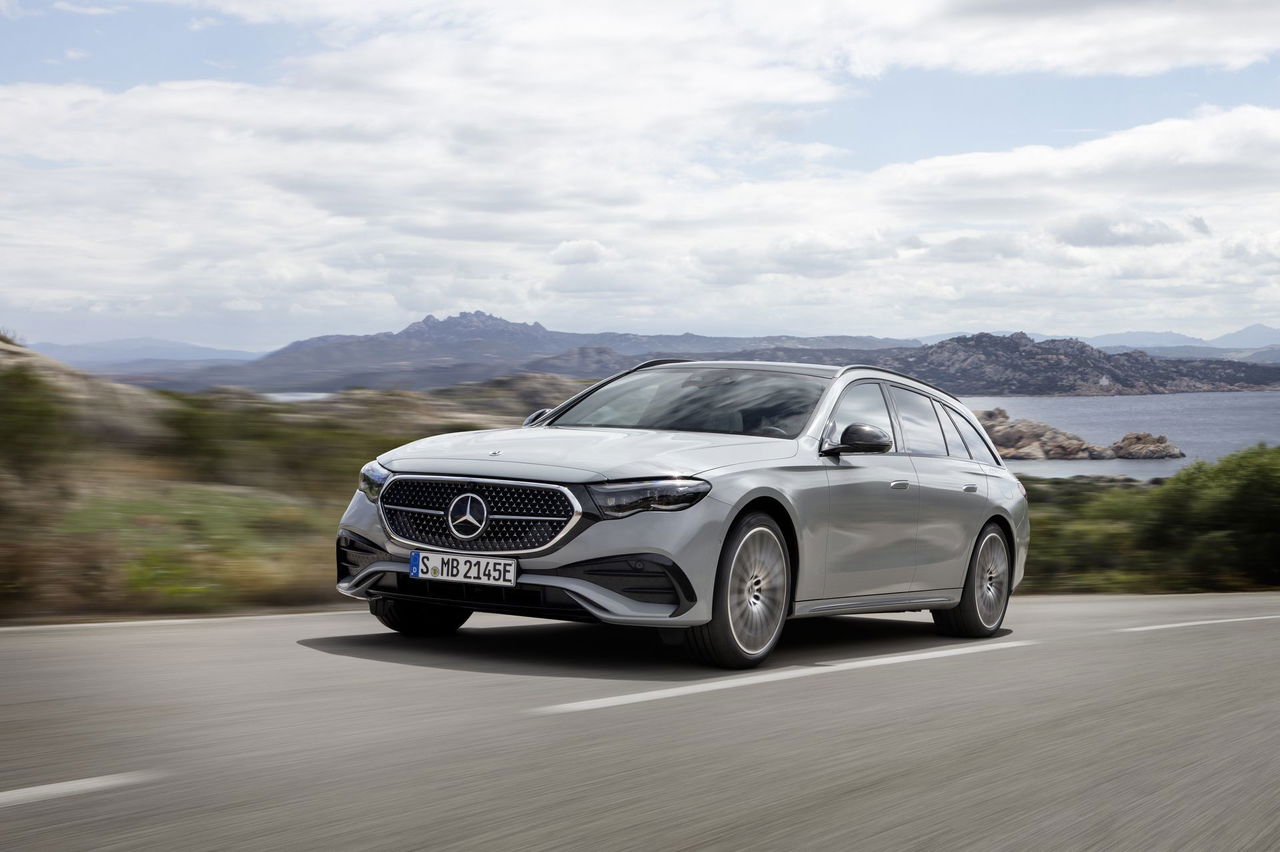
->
136;0;1280;76
63;48;91;61
3;5;1280;345
1048;214;1185;247
549;240;610;265
187;15;219;30
53;1;124;14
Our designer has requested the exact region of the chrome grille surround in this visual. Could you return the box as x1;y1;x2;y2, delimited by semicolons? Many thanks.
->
378;474;582;555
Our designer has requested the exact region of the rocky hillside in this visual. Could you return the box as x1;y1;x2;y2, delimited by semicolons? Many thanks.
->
0;340;175;442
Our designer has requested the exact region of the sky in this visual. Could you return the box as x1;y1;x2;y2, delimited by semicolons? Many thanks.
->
1;1;1279;349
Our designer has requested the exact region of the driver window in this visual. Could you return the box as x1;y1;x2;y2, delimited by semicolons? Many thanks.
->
828;382;895;450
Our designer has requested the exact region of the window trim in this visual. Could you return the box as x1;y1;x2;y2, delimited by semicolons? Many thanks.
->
939;401;1005;469
932;398;974;461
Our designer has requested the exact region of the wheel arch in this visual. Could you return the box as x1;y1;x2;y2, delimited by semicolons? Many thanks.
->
733;495;801;611
984;513;1016;580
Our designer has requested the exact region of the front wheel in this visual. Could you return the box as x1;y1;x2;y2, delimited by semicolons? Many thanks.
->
687;512;791;668
370;598;472;636
933;522;1011;638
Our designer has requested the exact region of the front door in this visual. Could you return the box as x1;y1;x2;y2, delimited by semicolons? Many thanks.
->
822;381;920;598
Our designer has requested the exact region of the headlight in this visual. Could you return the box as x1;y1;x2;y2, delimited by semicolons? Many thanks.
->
587;478;711;519
358;460;392;502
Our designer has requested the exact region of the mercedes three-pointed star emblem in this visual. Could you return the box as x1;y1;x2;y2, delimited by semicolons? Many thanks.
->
446;492;489;540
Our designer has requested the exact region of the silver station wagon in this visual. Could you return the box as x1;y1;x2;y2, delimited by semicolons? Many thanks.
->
337;361;1029;667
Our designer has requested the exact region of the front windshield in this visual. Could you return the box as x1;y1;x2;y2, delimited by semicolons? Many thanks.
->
550;368;828;439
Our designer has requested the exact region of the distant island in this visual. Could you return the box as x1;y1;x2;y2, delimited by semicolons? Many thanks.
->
104;311;1280;396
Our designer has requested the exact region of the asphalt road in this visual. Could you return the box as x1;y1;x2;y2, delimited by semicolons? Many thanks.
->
3;594;1280;851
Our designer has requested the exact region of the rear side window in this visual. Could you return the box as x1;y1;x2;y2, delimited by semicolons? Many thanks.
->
890;387;947;456
946;407;1001;466
828;382;895;450
934;400;971;459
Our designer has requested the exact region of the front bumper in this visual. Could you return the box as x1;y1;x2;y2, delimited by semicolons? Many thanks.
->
336;490;724;627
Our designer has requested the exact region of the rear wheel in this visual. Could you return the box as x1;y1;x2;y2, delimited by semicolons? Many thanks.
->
933;522;1010;638
687;512;790;668
370;598;472;636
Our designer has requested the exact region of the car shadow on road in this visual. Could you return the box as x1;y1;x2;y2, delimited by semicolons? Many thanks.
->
298;615;1013;682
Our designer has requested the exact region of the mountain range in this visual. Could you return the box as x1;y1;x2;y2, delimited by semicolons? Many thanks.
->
117;312;918;391
31;337;261;370
103;312;1280;396
49;318;1280;381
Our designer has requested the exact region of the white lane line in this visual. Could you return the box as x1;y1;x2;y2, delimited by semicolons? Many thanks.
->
1118;614;1280;633
0;610;366;633
0;771;166;809
534;640;1037;715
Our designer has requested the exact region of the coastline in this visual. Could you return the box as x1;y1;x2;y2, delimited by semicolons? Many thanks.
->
961;389;1278;479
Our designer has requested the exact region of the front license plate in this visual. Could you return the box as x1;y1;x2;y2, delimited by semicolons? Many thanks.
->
409;551;517;587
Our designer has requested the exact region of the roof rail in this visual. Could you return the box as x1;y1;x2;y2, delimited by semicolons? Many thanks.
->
837;364;959;401
631;358;692;370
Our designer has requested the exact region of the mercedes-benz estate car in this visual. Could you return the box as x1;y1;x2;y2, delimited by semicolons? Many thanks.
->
336;360;1028;667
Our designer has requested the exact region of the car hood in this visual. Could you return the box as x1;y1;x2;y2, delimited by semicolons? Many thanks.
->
378;426;797;483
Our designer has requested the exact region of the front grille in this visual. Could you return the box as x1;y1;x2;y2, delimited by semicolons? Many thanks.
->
380;476;577;553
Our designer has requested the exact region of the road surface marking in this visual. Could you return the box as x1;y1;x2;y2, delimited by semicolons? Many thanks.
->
0;771;166;809
1118;614;1280;633
0;611;366;633
533;640;1037;714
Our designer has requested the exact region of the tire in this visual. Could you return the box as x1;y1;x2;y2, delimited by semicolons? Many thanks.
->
687;512;791;668
370;598;472;637
933;522;1011;638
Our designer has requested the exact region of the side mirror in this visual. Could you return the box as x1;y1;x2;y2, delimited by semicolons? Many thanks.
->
821;423;893;456
523;408;551;427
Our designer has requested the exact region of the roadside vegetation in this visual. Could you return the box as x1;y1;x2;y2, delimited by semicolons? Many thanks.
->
1020;443;1280;592
0;352;1276;617
0;366;474;616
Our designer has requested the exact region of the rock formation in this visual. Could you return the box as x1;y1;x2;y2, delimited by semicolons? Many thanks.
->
973;408;1185;460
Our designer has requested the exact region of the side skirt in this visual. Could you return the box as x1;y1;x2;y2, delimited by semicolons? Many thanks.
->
791;589;962;618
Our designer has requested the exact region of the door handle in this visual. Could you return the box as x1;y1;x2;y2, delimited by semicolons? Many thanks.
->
962;484;979;493
889;480;910;490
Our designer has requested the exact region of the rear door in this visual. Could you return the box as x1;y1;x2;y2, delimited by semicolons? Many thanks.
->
886;386;989;592
822;381;920;598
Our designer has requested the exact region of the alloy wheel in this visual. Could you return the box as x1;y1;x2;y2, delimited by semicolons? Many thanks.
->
727;527;788;655
974;531;1009;630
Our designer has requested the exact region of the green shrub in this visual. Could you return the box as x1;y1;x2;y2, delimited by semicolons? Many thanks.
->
0;365;76;475
1022;444;1280;591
